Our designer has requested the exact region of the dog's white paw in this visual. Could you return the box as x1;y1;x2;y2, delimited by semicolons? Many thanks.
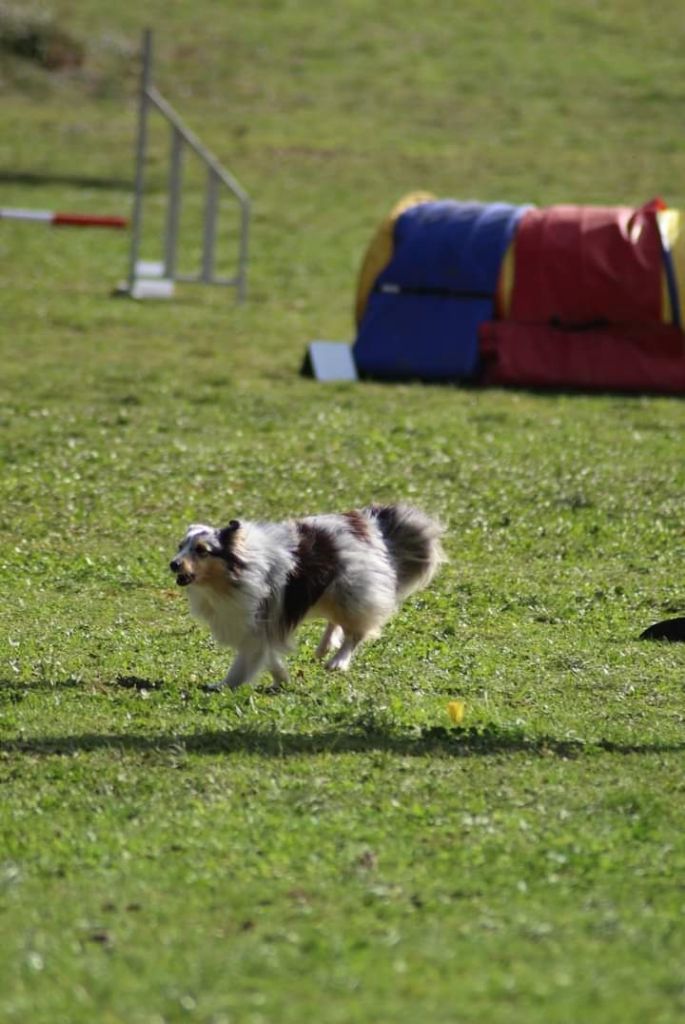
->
325;653;351;672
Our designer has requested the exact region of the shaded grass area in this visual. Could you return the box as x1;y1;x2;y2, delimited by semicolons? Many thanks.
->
2;0;685;1021
5;718;685;760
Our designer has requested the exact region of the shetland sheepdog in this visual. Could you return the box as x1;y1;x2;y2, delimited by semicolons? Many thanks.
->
169;503;445;690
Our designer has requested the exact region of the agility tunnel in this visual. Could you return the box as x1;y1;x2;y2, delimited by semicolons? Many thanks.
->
353;193;685;393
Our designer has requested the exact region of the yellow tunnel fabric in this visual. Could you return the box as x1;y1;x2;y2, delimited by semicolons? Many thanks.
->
657;209;684;324
354;192;435;326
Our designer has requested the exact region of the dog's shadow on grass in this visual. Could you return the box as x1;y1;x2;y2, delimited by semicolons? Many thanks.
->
2;725;684;760
2;677;683;760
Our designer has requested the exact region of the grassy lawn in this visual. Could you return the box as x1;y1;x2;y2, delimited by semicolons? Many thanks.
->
1;2;684;1022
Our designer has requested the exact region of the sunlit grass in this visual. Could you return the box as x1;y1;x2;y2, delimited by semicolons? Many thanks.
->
1;2;685;1022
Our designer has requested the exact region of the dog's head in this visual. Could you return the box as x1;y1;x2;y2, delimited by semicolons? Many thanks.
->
169;521;244;588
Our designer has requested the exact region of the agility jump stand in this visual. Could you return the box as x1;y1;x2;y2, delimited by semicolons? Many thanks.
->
123;29;250;300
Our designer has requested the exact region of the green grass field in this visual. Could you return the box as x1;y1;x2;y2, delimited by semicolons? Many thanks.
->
1;2;684;1021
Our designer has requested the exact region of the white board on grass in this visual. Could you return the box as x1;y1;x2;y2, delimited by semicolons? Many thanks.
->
130;278;175;299
307;341;358;381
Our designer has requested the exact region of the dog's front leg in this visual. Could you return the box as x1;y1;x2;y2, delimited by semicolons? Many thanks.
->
267;651;289;686
225;650;266;689
216;645;266;691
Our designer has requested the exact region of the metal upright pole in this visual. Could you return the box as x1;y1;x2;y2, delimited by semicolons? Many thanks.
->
164;125;184;279
237;198;250;302
201;168;219;283
127;29;153;292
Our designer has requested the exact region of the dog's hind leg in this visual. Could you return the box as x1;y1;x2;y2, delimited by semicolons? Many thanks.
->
326;632;362;672
315;622;343;659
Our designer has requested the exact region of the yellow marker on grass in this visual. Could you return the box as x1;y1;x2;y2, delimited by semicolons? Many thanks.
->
447;700;465;725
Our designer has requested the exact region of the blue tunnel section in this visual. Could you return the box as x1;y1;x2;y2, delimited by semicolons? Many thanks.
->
353;200;528;380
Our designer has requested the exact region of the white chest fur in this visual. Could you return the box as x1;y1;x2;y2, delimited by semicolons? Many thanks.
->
186;585;251;649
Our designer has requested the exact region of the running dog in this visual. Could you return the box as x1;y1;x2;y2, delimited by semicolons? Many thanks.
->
169;503;445;690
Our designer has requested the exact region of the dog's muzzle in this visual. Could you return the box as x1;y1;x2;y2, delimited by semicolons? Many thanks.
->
170;559;194;587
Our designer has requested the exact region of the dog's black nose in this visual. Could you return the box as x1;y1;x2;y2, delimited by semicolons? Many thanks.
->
169;559;180;573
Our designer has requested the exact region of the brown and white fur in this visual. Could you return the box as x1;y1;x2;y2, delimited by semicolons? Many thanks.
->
169;503;445;690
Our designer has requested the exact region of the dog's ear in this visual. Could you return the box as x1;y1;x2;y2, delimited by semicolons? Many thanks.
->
218;520;241;548
217;520;245;577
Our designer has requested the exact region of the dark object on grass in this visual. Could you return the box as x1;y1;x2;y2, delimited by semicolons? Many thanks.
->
115;675;163;690
639;617;685;642
0;15;84;70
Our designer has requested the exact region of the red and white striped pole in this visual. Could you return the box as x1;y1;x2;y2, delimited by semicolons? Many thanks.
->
0;207;127;229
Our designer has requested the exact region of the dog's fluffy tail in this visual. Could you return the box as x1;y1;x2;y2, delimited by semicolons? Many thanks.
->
366;503;445;599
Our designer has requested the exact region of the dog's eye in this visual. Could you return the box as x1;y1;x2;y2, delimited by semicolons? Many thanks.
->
195;545;209;558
